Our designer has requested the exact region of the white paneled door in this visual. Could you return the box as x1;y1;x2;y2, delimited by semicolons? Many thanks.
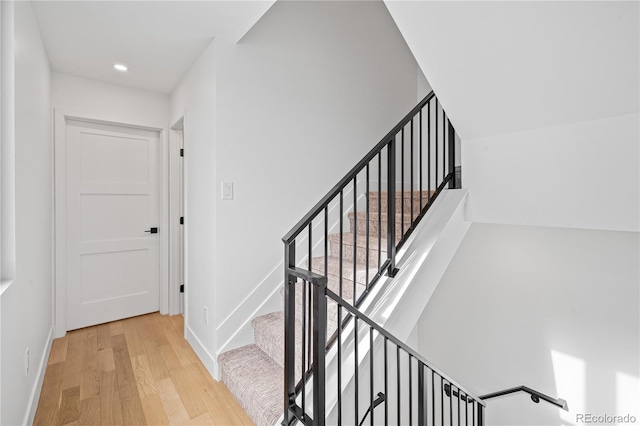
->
66;120;160;330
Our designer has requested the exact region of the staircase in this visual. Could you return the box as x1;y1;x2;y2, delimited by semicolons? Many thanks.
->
219;91;467;425
218;189;425;426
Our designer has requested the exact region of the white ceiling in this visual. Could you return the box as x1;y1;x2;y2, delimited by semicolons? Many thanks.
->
384;1;640;139
31;1;275;94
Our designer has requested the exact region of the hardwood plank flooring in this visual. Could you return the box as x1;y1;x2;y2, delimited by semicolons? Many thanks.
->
34;313;254;425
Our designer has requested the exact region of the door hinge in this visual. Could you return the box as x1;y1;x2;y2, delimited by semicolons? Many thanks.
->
180;284;184;293
180;148;184;157
180;216;184;225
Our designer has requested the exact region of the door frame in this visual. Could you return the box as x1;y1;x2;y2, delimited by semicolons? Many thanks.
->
54;108;171;337
169;116;185;317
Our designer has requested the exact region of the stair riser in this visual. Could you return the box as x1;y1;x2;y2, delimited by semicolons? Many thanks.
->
350;217;410;240
254;326;285;369
311;260;378;287
367;197;423;214
329;239;387;266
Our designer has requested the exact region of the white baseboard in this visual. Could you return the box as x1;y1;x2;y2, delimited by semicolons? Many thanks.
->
215;263;283;356
186;326;219;381
24;325;54;426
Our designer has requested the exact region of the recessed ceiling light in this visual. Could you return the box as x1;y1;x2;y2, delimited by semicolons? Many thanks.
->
113;64;128;72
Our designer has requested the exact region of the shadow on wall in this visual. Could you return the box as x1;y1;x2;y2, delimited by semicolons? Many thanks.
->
550;349;639;425
416;223;639;426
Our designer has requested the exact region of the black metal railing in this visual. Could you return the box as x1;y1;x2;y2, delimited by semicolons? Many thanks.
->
282;273;486;426
282;92;463;425
478;386;568;411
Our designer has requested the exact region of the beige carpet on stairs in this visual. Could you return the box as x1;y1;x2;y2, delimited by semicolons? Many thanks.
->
217;190;427;426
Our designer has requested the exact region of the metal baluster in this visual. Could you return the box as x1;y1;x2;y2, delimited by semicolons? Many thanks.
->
472;402;475;426
458;386;461;426
410;118;414;227
301;278;307;417
409;354;413;426
308;223;312;272
387;139;397;277
432;370;436;426
384;337;389;426
441;376;444;426
435;99;439;191
442;108;447;182
337;287;343;425
324;207;328;277
397;346;401;426
450;383;453;426
465;393;469;426
308;220;313;399
369;327;374;426
419;109;423;212
401;127;405;238
427;101;431;204
377;153;382;275
366;164;370;290
418;363;425;426
339;191;343;300
355;317;359;426
448;119;456;189
353;177;357;305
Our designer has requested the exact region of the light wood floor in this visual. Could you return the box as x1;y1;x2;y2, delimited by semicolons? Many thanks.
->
34;313;254;425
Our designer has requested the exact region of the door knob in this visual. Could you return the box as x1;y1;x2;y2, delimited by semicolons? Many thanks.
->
145;227;158;234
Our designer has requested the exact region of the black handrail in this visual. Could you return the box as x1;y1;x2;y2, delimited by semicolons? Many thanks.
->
479;386;569;411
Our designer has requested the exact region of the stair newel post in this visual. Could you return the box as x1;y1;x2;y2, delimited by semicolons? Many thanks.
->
386;138;398;277
283;241;297;426
312;275;328;426
477;404;485;426
448;119;456;189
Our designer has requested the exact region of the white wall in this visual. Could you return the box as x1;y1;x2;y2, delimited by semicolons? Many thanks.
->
416;223;639;425
464;113;640;232
52;72;170;126
0;2;53;424
170;0;425;376
384;1;639;140
215;0;422;356
169;39;218;373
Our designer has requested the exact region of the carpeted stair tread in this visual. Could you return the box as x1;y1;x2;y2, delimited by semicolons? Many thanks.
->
328;232;388;265
311;256;379;287
328;232;389;249
349;210;416;223
367;189;433;200
349;212;411;240
367;196;426;215
218;344;282;426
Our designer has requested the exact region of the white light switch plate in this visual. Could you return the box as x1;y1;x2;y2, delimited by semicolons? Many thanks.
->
222;182;233;200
